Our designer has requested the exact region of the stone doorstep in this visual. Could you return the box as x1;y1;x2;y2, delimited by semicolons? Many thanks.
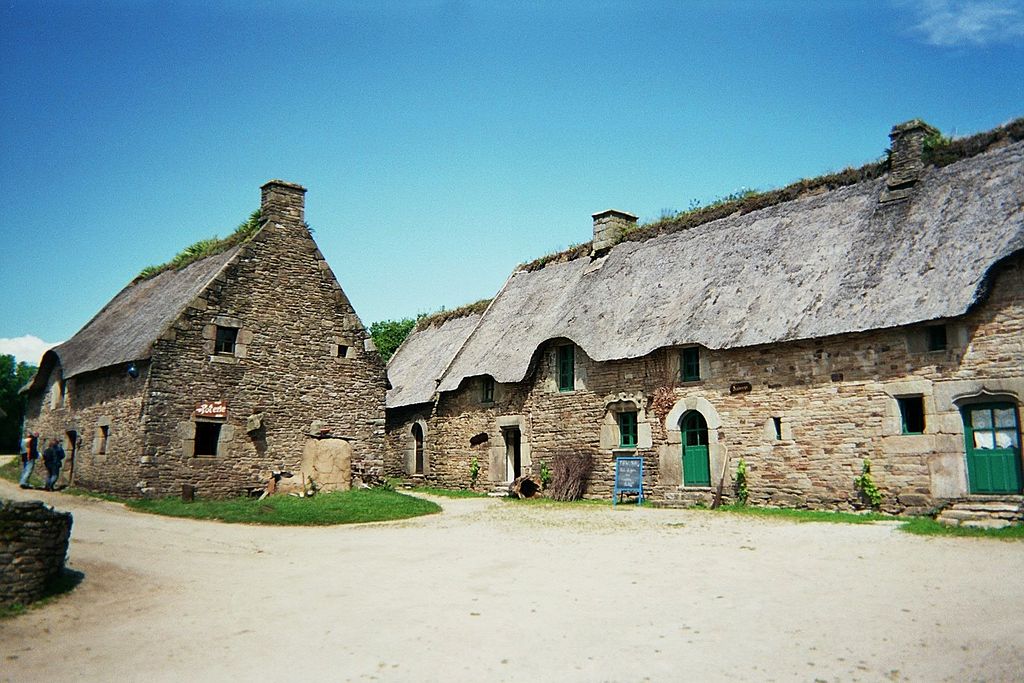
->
938;510;990;521
954;499;1024;509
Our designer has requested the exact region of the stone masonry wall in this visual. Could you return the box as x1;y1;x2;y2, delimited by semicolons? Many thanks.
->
140;183;387;498
404;252;1024;512
25;363;147;495
0;499;72;607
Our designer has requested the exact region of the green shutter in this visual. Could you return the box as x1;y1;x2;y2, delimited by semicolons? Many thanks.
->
558;345;575;392
618;411;638;448
681;347;700;382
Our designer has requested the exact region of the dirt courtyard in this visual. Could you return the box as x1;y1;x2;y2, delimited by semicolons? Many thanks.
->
2;479;1023;682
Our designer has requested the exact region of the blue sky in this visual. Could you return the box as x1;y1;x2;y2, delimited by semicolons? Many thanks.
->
2;0;1023;363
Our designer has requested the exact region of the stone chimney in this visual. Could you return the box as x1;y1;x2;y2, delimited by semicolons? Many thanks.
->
591;209;638;252
260;179;307;224
882;119;938;202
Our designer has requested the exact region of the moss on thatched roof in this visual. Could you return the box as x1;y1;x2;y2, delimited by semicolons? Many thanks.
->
135;209;263;281
414;298;492;331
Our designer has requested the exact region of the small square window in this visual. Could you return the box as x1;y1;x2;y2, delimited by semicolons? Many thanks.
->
195;422;222;456
557;345;575;392
926;325;947;352
618;411;638;448
215;326;238;355
481;376;495;403
681;347;701;382
898;396;925;434
334;344;349;358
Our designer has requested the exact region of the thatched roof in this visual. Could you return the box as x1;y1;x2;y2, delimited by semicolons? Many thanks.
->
40;246;242;383
386;313;482;408
438;139;1024;391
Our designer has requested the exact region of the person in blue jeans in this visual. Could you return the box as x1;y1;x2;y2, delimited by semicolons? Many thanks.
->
19;432;39;488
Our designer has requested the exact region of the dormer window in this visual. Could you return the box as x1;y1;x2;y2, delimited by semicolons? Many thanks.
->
215;326;238;355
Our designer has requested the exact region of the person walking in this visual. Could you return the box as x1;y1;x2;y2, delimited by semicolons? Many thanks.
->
44;439;65;491
19;432;39;488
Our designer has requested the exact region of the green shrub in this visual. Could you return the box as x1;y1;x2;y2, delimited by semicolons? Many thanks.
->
734;459;749;506
854;459;882;509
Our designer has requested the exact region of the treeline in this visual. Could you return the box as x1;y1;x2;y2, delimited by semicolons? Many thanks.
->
0;355;36;452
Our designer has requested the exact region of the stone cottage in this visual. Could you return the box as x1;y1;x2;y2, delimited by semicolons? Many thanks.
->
23;180;386;497
385;119;1024;516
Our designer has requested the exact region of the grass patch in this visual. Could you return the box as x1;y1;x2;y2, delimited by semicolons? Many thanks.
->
125;488;440;525
715;504;891;524
899;517;1024;540
0;568;84;620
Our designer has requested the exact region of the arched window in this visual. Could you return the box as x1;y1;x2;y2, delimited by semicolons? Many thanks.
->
680;411;710;486
412;423;425;475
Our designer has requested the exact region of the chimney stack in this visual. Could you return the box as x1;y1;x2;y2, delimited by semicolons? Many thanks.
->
591;209;638;253
260;179;307;225
882;120;938;202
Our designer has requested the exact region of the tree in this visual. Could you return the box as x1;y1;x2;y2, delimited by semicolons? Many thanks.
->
369;318;420;362
0;355;37;452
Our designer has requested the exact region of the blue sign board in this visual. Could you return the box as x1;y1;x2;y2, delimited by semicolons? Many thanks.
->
614;456;644;505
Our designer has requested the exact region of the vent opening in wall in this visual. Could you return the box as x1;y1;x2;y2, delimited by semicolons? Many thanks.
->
926;325;947;351
469;432;489;446
97;425;109;455
772;417;782;440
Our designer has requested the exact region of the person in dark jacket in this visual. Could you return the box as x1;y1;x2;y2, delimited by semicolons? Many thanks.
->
47;439;65;490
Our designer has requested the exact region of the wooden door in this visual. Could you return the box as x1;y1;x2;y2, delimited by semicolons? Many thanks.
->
962;403;1022;494
681;411;710;486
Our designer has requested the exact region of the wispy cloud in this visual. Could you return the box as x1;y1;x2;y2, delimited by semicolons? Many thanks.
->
908;0;1024;46
0;335;61;366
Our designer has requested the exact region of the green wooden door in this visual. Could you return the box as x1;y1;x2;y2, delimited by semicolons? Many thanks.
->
962;403;1022;494
681;411;711;486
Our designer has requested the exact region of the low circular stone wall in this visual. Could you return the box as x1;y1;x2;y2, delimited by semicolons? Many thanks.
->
0;499;73;607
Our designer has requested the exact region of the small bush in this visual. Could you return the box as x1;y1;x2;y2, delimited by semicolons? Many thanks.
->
734;459;749;506
854;459;882;509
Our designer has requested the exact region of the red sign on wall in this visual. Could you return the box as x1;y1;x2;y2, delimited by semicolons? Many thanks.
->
195;401;227;418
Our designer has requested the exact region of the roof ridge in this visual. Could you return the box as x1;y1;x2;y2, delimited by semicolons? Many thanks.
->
520;117;1024;273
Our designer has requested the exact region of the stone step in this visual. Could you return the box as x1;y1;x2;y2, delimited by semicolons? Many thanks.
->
951;501;1021;514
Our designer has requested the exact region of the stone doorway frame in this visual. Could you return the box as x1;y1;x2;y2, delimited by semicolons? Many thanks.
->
660;397;726;489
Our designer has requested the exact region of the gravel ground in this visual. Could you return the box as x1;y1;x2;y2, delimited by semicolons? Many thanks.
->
1;477;1023;682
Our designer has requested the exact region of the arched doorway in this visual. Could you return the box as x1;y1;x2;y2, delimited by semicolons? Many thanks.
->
412;423;425;475
681;411;710;486
961;402;1022;493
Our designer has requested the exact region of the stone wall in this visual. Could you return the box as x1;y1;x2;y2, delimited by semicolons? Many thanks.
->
139;182;387;498
25;363;148;495
0;499;72;607
393;253;1024;512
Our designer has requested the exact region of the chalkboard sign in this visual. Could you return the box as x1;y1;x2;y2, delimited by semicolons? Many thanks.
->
614;456;644;506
